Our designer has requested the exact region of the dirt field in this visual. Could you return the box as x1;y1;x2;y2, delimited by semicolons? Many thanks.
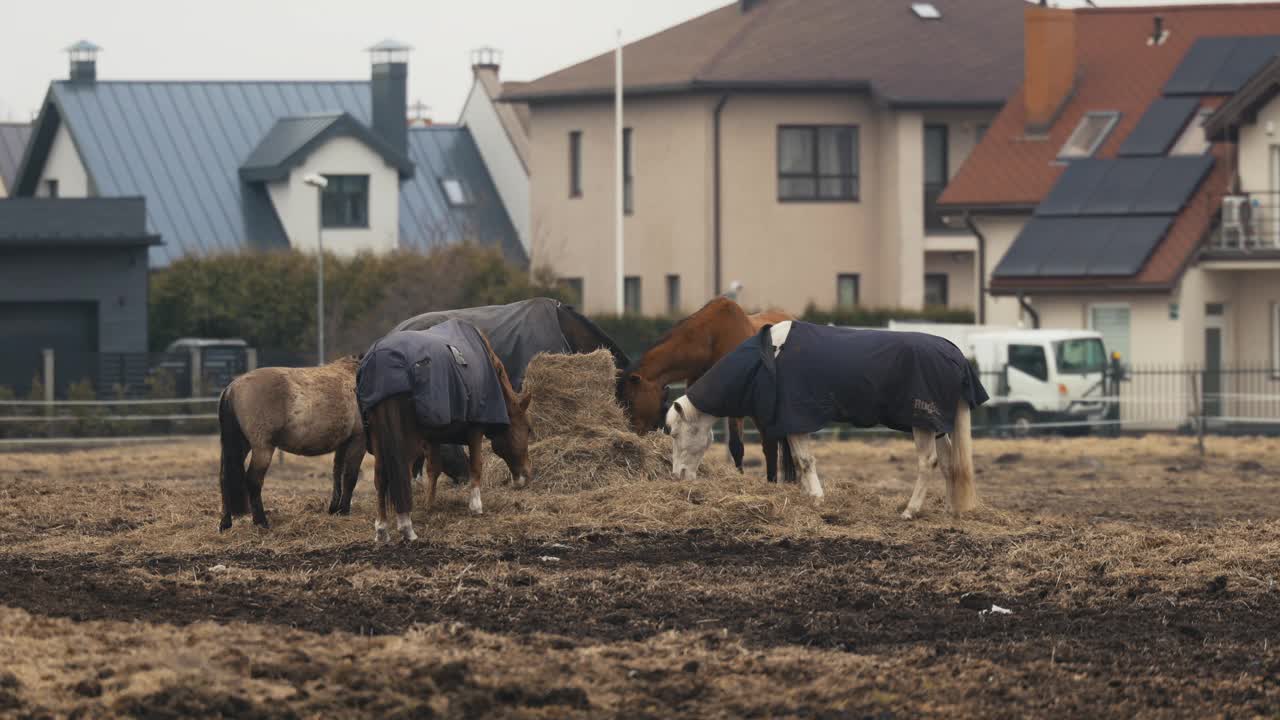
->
0;434;1278;718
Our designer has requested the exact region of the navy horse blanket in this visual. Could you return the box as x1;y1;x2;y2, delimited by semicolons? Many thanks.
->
357;319;510;439
394;298;589;391
686;322;988;436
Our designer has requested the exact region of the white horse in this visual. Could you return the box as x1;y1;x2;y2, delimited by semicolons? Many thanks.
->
664;321;978;519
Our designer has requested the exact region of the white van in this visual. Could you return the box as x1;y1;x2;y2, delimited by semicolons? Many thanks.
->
889;322;1111;433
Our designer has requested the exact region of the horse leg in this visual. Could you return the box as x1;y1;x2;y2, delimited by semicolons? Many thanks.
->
467;429;485;515
787;434;823;503
902;427;938;520
412;455;425;483
247;447;273;529
762;433;779;483
328;443;347;514
936;434;956;505
728;418;745;473
372;449;389;543
425;443;444;512
782;437;798;483
336;434;365;515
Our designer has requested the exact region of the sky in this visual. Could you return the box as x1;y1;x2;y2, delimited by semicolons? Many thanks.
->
0;0;1274;124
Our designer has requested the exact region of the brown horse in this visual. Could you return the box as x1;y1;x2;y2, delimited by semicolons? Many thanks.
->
218;356;364;532
364;328;533;543
619;297;796;482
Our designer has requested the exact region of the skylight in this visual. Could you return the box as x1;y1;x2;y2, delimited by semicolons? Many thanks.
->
1059;111;1120;159
441;178;471;207
912;3;941;20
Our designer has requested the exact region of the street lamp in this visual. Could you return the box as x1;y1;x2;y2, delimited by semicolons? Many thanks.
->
303;174;328;365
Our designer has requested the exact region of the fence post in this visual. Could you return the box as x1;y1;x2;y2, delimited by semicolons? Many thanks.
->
1197;369;1206;456
190;348;202;399
246;347;258;373
42;348;54;417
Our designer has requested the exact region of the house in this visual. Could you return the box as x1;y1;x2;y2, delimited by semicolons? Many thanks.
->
460;48;532;258
0;123;32;197
11;41;524;267
939;3;1280;376
504;0;1025;315
0;197;160;396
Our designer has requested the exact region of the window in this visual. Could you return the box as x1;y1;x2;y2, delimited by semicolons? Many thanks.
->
44;179;59;198
911;3;941;19
976;123;989;143
320;175;369;228
837;274;860;309
1170;108;1212;156
569;131;583;198
623;127;634;215
624;276;641;314
1008;344;1049;382
1058;111;1120;159
924;125;949;185
558;277;583;307
1054;338;1107;375
924;273;949;307
665;274;681;316
778;126;859;201
440;178;471;207
1089;304;1131;364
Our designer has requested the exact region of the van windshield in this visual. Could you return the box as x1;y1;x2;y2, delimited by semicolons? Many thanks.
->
1054;338;1106;375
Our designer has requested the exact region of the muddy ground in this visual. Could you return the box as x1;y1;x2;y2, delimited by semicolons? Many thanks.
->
0;434;1278;718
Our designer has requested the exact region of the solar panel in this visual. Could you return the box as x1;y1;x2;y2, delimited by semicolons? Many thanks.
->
1164;37;1241;95
1208;36;1280;94
1117;97;1200;156
1131;155;1214;214
992;217;1057;278
1083;158;1163;215
1035;217;1114;276
1035;159;1110;217
1089;216;1175;276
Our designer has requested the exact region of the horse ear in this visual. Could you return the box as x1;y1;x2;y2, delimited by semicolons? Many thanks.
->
673;401;685;418
519;391;532;411
628;373;642;385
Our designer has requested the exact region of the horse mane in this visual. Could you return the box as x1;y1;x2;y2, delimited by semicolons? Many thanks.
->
473;326;520;405
621;297;745;377
556;303;631;370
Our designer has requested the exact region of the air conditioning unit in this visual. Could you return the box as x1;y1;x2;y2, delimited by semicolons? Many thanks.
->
1221;195;1248;249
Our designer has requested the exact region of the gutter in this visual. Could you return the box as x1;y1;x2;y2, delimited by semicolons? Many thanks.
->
1017;291;1040;329
713;94;730;296
962;211;987;324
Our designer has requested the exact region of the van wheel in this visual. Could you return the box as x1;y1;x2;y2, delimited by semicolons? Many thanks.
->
1009;408;1036;438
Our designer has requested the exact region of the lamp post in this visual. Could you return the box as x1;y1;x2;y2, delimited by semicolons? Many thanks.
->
303;174;328;365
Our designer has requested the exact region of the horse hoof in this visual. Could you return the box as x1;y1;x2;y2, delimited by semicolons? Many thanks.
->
401;531;418;542
901;509;916;520
375;529;390;543
218;518;232;532
469;489;483;515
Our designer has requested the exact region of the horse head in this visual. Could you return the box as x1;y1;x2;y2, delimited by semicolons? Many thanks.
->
665;396;716;481
620;371;667;435
493;389;534;488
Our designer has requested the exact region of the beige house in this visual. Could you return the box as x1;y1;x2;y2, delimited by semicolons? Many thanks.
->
505;0;1024;316
940;3;1280;377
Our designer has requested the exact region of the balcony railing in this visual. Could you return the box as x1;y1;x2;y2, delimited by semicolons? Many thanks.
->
1207;191;1280;253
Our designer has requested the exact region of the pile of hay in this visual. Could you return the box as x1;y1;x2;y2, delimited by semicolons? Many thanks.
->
481;350;738;491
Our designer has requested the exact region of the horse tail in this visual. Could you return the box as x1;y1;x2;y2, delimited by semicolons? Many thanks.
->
949;400;978;513
370;395;415;516
218;388;251;517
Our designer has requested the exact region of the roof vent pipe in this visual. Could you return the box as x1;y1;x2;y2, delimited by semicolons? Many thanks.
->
66;40;100;83
1149;15;1168;46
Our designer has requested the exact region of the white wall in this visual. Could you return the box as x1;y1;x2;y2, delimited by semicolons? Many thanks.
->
461;80;530;256
972;215;1031;326
37;122;90;197
1236;94;1280;195
268;136;400;257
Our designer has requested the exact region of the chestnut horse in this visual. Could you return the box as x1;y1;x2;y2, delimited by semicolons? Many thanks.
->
618;297;796;482
218;356;364;532
363;328;533;543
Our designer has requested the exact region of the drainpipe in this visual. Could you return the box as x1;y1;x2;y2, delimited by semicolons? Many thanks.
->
713;94;730;296
963;211;987;324
1017;291;1041;329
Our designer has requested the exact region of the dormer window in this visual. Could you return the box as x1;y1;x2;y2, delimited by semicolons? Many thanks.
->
321;175;369;228
1059;111;1120;159
911;3;941;19
1170;108;1212;156
441;178;472;207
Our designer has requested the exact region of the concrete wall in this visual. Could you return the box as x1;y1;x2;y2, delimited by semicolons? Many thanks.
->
1031;293;1178;367
36;122;90;197
0;246;150;352
267;136;399;257
971;215;1031;326
527;93;997;315
462;77;531;256
1236;95;1280;195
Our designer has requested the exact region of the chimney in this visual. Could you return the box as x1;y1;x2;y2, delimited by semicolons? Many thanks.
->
66;39;101;83
367;39;411;158
1023;4;1076;134
471;46;502;75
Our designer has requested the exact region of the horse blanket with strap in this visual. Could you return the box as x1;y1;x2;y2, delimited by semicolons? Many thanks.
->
357;319;510;437
393;298;573;391
686;322;988;436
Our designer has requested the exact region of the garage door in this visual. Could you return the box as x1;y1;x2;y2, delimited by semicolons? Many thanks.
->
0;302;98;396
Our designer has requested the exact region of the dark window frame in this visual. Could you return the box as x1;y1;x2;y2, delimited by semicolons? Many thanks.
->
924;124;951;232
665;274;681;316
320;174;370;229
623;127;634;215
924;272;949;307
624;275;642;315
45;179;59;198
569;130;583;198
777;125;860;203
837;273;860;309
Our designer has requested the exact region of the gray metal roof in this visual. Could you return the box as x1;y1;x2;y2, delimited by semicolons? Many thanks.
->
240;112;414;182
0;123;31;192
0;197;161;245
14;80;521;266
